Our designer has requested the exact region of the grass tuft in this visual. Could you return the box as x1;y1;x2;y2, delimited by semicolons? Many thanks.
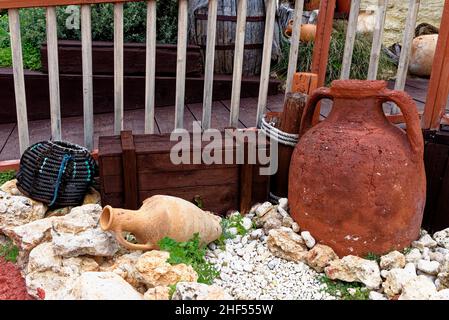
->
0;240;19;263
319;275;370;300
0;170;15;186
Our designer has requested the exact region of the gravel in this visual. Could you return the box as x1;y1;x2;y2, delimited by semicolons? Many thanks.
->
205;235;334;300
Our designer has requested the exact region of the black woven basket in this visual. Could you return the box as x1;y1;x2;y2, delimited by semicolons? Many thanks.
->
16;141;97;207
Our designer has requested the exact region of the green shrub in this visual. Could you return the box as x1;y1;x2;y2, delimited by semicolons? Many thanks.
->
158;233;219;285
0;170;15;185
216;213;251;247
0;1;179;70
319;275;370;300
0;240;19;263
272;20;397;85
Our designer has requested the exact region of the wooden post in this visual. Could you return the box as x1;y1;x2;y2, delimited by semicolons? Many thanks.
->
145;0;157;134
285;0;304;93
121;131;138;210
340;0;361;80
270;93;307;199
310;0;336;125
292;72;318;95
422;0;449;130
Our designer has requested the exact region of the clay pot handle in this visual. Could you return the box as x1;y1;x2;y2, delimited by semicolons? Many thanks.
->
380;89;424;161
114;227;155;251
299;87;333;136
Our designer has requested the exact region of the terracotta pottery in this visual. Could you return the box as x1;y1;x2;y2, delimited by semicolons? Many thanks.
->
284;21;317;43
336;0;351;15
409;34;438;77
289;80;426;257
100;195;222;251
305;0;321;11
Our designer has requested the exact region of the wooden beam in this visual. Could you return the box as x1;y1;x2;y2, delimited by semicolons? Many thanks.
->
422;0;449;130
144;0;157;134
113;2;124;134
311;0;336;87
0;0;141;10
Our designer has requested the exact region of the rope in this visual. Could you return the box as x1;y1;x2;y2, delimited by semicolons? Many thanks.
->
260;116;299;147
49;154;72;207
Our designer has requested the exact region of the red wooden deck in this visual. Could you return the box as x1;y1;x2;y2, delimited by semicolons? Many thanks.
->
0;77;446;162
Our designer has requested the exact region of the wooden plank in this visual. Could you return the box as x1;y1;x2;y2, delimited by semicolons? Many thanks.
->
340;0;361;80
138;184;239;215
255;0;277;127
8;9;29;155
81;4;94;150
422;0;449;129
0;123;15;153
145;0;157;134
221;97;255;129
367;0;388;80
187;101;232;131
114;3;124;134
138;168;238;191
175;0;189;129
120;131;138;209
434;154;449;231
285;0;304;93
229;0;248;128
391;0;420;114
292;72;318;94
201;0;218;130
0;0;141;10
155;104;196;134
46;6;61;141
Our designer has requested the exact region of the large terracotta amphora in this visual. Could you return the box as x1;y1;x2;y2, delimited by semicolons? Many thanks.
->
100;195;222;250
289;80;426;257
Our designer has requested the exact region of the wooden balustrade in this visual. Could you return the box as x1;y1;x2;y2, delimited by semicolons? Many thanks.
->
1;0;448;161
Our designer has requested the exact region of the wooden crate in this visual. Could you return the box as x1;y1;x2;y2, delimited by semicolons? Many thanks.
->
99;131;270;215
423;130;449;232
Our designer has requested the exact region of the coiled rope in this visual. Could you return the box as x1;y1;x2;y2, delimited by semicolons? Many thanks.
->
260;116;299;147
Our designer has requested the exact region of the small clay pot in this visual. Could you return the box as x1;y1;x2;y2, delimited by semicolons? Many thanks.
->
284;21;317;43
100;195;222;250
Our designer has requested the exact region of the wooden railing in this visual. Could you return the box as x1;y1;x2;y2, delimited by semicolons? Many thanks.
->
0;0;448;160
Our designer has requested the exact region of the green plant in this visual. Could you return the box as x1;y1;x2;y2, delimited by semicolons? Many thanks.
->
365;252;381;263
0;240;19;263
215;213;251;247
319;275;370;300
272;20;397;85
168;284;177;299
0;170;15;185
402;247;412;255
158;233;219;285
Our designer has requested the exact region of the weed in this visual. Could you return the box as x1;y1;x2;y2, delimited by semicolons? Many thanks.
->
158;233;219;285
215;213;251;247
402;247;412;255
168;284;177;299
365;252;381;263
0;240;19;263
272;20;397;86
0;170;15;185
319;275;370;300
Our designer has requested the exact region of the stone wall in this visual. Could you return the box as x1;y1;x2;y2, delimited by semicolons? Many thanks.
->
361;0;443;45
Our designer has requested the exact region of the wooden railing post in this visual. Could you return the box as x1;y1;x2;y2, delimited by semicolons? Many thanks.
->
81;4;94;150
391;0;420;114
114;2;124;134
46;6;62;141
145;0;157;134
340;0;361;80
367;0;388;80
229;0;248;128
256;0;277;127
175;0;189;130
285;0;304;93
202;0;218;130
8;9;30;155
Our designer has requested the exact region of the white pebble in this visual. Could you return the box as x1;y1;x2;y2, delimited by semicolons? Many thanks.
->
301;231;316;249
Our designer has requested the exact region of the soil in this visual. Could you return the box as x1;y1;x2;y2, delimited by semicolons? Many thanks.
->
0;257;34;300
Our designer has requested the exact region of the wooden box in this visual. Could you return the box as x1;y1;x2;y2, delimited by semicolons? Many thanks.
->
99;131;270;215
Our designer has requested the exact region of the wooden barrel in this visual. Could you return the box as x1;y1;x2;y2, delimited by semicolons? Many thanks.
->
190;0;266;76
